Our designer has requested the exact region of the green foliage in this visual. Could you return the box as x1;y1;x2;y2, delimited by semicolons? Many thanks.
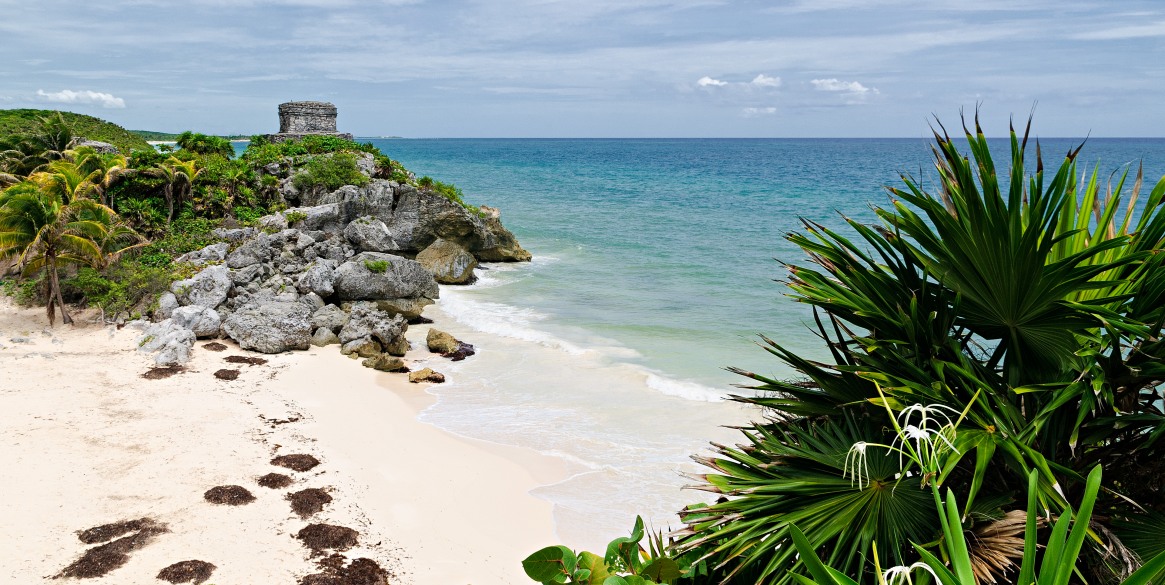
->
416;176;483;215
680;114;1165;585
292;152;369;192
0;108;151;152
284;211;308;225
363;259;389;273
523;517;703;585
0;274;44;306
175;131;234;158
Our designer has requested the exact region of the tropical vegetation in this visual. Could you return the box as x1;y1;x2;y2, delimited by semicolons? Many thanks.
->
0;109;473;324
525;115;1165;585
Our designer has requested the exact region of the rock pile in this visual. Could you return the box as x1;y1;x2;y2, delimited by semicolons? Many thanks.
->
135;154;530;371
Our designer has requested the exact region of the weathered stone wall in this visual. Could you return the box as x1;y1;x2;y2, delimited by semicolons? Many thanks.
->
278;101;339;133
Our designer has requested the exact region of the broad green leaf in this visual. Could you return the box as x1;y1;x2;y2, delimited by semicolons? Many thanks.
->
523;546;576;582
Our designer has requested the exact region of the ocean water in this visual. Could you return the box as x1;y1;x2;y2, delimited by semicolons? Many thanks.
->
364;137;1165;549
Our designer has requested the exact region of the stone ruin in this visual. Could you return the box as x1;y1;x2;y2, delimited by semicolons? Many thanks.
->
265;101;354;143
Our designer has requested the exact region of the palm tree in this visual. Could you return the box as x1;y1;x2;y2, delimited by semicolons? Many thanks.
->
680;115;1165;585
0;182;142;325
147;157;201;223
72;147;130;207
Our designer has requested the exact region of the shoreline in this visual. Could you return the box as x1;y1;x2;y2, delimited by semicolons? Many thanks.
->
0;296;562;584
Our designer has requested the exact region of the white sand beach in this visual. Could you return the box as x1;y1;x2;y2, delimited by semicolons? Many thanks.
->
0;297;561;584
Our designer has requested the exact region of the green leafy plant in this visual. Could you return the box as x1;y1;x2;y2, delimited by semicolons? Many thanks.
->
679;114;1165;584
292;152;369;192
523;517;698;585
284;211;308;225
363;259;389;273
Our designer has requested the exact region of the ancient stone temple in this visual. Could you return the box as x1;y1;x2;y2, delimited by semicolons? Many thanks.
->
265;101;354;143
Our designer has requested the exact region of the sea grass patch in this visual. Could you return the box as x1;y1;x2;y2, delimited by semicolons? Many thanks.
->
300;556;390;585
157;560;216;584
225;355;267;366
202;342;228;352
142;365;185;379
77;518;153;544
203;485;256;505
214;368;240;380
271;453;321;472
288;488;333;518
258;472;294;489
58;519;168;578
296;523;359;554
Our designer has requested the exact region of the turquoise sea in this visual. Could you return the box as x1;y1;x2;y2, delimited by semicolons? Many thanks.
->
365;137;1165;548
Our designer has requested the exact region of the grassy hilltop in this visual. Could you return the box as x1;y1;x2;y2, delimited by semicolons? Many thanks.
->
0;109;150;152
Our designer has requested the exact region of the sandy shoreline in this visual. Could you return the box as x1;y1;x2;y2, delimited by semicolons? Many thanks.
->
0;297;561;584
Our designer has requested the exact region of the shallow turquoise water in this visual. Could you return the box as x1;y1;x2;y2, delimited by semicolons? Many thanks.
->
364;137;1165;547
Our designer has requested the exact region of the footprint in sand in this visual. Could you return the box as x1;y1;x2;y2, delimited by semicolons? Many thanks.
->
58;518;169;578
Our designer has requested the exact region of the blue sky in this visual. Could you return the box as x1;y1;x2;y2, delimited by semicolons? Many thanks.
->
1;0;1163;137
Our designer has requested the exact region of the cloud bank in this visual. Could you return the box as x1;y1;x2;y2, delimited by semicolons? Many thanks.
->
35;89;126;108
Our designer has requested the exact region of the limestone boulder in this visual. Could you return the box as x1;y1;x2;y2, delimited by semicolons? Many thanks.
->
226;235;273;269
171;305;222;339
332;252;439;301
362;354;406;372
155;292;180;320
344;216;398;253
296;259;337;297
408;368;446;384
311;304;348;333
171;264;232;309
222;300;313;353
338;302;408;348
311;327;340;347
137;319;196;366
175;242;229;266
340;338;381;358
426;328;461;354
416;238;477;284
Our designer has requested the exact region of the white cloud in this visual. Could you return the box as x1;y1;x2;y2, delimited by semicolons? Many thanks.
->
811;78;878;95
697;76;728;87
1074;20;1165;40
742;106;777;116
35;89;126;108
751;74;781;87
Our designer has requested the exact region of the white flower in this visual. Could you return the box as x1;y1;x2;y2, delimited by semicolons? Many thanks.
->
883;562;942;585
844;441;871;488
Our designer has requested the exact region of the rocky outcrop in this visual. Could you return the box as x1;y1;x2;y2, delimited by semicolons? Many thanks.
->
171;265;233;309
222;301;313;353
416;238;477;284
362;354;406;372
337;302;408;352
171;305;222;339
137;320;196;366
426;328;476;361
332;252;439;301
344;216;398;253
408;368;446;384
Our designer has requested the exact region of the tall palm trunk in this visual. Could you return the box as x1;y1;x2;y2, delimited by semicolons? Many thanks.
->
46;254;71;326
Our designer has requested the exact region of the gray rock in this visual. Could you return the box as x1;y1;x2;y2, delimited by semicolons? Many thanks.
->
259;213;289;231
311;304;349;332
175;242;230;266
137;319;196;366
367;298;434;320
296;259;337;297
338;302;408;349
300;292;325;312
171;265;232;309
226;235;273;269
384;336;410;357
416;238;478;284
212;227;259;242
230;264;265;286
222;301;313;353
311;327;340;347
362;354;406;372
171;305;222;339
409;368;446;383
156;292;180;320
288;204;346;233
344;216;398;253
426;328;461;354
341;337;381;358
332;252;439;301
73;139;118;154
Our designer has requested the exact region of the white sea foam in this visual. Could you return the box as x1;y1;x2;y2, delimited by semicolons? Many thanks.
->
644;371;730;402
439;292;590;355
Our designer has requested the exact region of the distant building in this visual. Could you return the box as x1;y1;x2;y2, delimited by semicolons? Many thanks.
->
265;101;354;143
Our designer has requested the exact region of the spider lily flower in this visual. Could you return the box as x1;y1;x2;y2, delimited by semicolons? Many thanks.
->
882;562;942;585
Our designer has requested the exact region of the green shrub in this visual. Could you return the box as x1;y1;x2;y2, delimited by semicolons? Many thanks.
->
0;275;43;306
285;211;308;225
292;152;369;192
176;131;234;158
363;259;389;273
